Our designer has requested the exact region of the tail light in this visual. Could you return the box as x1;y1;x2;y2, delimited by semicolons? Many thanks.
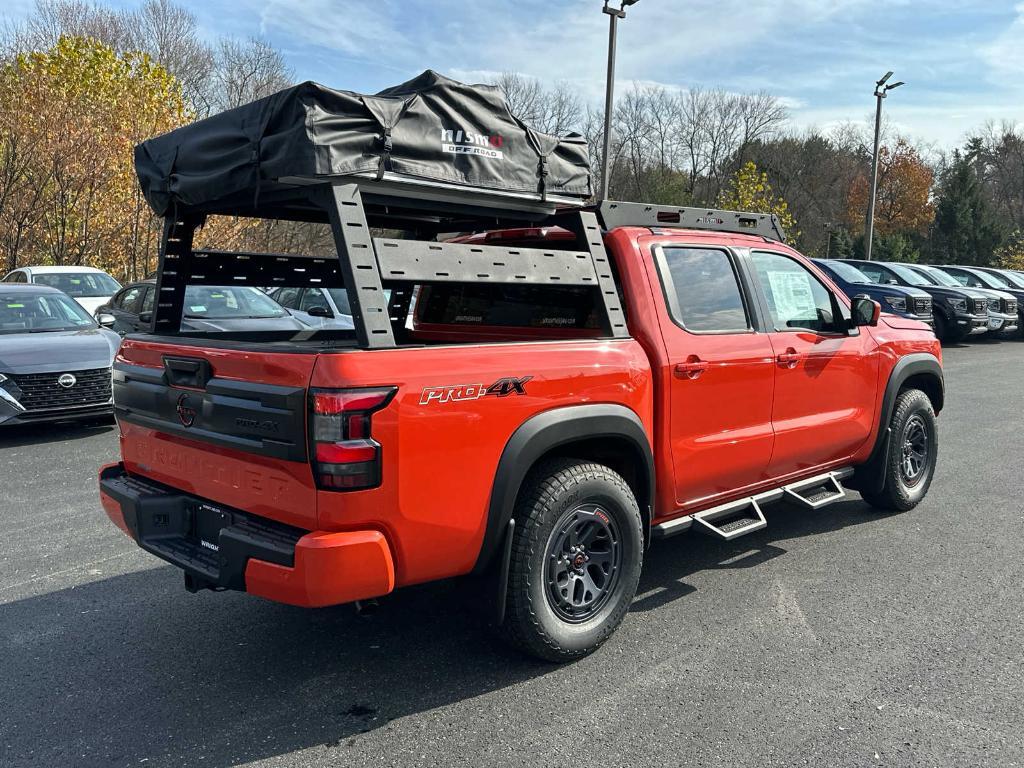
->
309;387;396;490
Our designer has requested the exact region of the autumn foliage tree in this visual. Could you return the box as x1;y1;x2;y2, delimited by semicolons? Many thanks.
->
846;139;935;236
0;35;188;278
717;161;798;243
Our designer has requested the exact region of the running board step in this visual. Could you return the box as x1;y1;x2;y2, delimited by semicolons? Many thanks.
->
783;472;847;509
653;467;854;540
692;498;767;541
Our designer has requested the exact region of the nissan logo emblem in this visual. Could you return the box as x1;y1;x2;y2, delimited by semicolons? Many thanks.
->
176;393;197;428
57;373;76;388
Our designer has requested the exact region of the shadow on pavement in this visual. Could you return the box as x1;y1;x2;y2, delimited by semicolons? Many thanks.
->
0;418;115;448
1;496;882;767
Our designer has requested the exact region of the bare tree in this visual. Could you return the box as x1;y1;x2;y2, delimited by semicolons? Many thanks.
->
124;0;213;115
212;37;293;111
492;72;582;135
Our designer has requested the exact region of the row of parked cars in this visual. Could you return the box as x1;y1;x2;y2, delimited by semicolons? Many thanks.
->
0;267;355;428
814;259;1023;342
0;257;1020;429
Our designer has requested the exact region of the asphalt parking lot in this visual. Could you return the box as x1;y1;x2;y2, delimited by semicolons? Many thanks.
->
2;340;1023;768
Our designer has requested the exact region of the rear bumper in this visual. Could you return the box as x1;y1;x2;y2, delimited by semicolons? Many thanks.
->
98;462;395;607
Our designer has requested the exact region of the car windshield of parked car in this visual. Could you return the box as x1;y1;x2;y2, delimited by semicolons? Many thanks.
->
969;269;1008;288
183;286;288;319
997;270;1024;288
33;272;121;297
825;260;872;284
916;265;964;288
0;291;98;333
887;264;933;287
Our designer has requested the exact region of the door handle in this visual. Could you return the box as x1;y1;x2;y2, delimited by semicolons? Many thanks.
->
674;357;709;379
776;348;802;368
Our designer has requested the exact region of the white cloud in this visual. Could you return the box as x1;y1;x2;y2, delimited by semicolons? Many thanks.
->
982;2;1024;81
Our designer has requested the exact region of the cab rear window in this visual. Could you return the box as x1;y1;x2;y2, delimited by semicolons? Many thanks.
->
415;284;600;329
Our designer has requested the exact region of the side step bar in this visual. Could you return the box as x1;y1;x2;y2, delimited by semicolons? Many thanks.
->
653;468;854;541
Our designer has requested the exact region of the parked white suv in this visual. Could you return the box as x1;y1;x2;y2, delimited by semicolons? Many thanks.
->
1;266;121;316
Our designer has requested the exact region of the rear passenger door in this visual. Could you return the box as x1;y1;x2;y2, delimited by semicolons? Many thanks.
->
748;251;879;478
653;244;776;507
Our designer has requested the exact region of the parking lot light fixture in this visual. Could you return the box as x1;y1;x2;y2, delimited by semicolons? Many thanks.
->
865;71;905;261
599;0;639;201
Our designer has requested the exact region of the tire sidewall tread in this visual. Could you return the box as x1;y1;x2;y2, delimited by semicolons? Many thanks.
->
503;458;643;662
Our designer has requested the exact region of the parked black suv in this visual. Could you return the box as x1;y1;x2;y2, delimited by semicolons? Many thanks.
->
935;265;1024;339
842;260;989;343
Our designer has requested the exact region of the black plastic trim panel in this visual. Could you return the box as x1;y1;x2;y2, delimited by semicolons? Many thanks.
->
113;360;308;461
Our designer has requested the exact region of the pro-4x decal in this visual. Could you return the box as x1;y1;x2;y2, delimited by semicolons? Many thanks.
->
419;376;532;405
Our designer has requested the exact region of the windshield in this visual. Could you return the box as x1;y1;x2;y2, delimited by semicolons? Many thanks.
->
823;260;871;284
0;291;98;334
915;265;964;288
183;286;287;319
970;269;1009;288
888;263;933;286
996;269;1024;289
33;272;120;297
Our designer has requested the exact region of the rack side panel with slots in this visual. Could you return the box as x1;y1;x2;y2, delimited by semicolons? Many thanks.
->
150;182;629;348
597;200;787;242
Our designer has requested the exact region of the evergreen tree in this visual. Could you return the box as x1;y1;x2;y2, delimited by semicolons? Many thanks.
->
931;150;1006;265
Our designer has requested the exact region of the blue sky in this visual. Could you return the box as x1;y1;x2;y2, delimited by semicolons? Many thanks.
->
6;0;1024;146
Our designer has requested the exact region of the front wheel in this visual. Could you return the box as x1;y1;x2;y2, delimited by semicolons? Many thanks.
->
862;388;938;512
503;459;643;662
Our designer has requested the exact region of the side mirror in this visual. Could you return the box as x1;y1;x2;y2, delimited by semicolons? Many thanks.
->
96;313;115;328
306;305;334;318
138;311;153;324
851;295;881;327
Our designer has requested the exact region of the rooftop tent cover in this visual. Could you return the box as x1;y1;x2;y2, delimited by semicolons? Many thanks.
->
135;70;593;217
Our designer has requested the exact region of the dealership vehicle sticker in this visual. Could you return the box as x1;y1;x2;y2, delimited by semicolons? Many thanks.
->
768;271;817;322
189;305;206;312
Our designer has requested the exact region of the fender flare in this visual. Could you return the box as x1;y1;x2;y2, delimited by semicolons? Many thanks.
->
474;403;654;574
850;352;944;493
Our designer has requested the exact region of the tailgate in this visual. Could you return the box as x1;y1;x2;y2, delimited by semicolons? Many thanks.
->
112;338;319;529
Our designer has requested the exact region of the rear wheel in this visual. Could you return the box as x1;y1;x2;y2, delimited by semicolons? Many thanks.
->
503;459;643;662
862;388;938;512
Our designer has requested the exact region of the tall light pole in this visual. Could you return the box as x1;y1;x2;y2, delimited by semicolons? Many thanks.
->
864;71;904;260
599;0;638;201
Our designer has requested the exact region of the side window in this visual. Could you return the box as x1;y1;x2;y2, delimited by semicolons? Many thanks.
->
274;287;300;309
855;264;887;284
752;252;843;334
117;286;143;313
299;288;328;312
658;247;749;332
139;286;154;313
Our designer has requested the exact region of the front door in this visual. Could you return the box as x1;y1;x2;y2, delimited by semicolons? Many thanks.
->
654;244;776;508
748;250;879;478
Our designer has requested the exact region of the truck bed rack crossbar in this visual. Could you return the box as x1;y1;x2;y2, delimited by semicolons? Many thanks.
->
151;181;629;347
597;201;786;242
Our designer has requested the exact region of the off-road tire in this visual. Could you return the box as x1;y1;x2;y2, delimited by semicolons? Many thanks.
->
503;459;643;662
862;388;937;512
